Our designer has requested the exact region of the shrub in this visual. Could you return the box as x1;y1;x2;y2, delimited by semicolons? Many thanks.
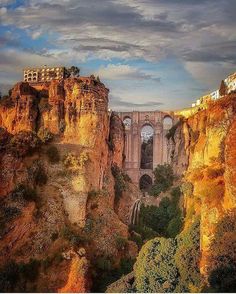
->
61;226;82;245
83;218;94;233
18;258;40;281
150;164;174;197
9;131;41;157
133;218;201;293
208;265;236;292
167;213;183;238
87;189;99;198
46;146;60;163
115;235;128;250
134;237;179;293
0;258;41;292
111;164;130;203
12;184;38;202
181;181;194;197
129;232;143;249
96;256;113;271
63;151;89;170
207;209;236;291
130;223;158;241
174;218;201;292
28;161;48;186
51;231;59;241
37;127;53;143
0;261;20;292
0;206;21;238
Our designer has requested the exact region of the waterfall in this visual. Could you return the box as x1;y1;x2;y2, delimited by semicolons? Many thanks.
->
130;199;141;226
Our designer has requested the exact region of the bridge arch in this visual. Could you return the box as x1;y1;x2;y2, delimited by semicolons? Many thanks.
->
123;116;132;130
140;124;154;169
139;174;153;192
163;115;173;130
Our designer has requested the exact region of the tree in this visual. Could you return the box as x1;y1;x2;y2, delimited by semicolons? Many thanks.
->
219;80;227;96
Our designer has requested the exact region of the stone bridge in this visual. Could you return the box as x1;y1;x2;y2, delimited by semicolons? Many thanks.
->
118;111;177;190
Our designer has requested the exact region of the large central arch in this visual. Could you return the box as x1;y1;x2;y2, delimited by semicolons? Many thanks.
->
140;124;154;169
118;110;176;185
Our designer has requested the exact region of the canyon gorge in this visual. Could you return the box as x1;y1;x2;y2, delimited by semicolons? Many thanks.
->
0;76;235;293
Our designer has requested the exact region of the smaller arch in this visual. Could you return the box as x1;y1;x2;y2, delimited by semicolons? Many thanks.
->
139;174;153;192
163;115;173;130
123;116;132;130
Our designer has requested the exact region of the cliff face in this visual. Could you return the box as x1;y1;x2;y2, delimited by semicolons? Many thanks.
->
0;78;138;292
171;94;236;279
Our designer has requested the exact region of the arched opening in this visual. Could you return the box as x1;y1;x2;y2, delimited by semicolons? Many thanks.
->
123;117;132;130
139;174;153;192
163;116;173;130
140;124;154;169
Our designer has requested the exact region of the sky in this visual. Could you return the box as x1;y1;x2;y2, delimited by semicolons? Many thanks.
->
0;0;236;111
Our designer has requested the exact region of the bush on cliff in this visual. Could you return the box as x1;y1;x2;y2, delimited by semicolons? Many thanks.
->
38;127;53;143
174;218;201;292
139;187;183;238
9;131;41;157
207;209;236;292
46;146;60;164
134;218;201;293
28;161;48;186
12;184;38;203
0;259;40;292
150;164;174;197
111;164;131;203
134;237;179;293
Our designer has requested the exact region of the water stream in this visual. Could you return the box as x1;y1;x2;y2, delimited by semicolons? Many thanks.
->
130;199;141;226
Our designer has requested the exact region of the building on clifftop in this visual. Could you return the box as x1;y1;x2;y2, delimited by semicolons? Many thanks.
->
23;66;65;83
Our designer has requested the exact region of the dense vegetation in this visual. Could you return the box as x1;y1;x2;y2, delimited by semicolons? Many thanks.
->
111;164;131;203
149;163;174;197
134;218;201;293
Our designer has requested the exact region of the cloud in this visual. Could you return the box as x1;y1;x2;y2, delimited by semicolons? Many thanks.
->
109;94;163;111
0;0;236;109
95;64;160;82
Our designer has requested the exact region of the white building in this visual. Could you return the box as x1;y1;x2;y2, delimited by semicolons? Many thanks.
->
210;89;220;100
224;72;236;94
23;66;65;83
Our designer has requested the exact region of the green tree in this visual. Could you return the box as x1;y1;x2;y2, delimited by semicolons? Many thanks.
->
150;164;174;196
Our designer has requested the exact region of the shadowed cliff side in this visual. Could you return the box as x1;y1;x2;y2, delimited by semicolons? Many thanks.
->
0;78;139;292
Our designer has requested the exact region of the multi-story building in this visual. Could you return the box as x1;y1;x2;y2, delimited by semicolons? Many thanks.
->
210;89;220;100
23;66;65;83
224;72;236;94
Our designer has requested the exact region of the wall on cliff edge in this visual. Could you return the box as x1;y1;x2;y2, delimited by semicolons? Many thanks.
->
0;78;139;292
171;93;236;279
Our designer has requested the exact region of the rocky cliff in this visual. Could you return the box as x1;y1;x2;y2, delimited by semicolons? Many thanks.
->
0;78;138;292
171;94;236;279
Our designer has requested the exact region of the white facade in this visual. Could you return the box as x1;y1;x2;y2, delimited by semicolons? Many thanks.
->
210;89;220;100
23;66;65;83
224;73;236;94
